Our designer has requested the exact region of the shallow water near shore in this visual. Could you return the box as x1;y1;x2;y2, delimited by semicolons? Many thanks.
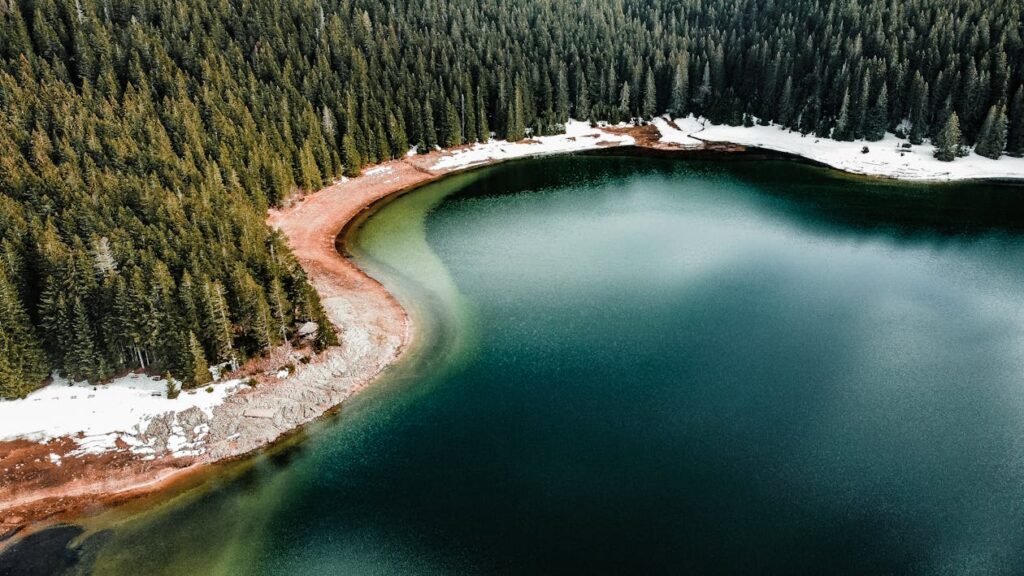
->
12;155;1024;574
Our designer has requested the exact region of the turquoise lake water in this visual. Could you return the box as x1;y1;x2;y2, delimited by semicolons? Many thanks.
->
6;155;1024;575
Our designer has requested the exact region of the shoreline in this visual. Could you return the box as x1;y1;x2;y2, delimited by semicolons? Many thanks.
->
0;122;633;543
3;118;1022;545
0;154;446;543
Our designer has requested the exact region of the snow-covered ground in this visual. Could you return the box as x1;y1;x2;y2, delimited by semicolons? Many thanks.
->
432;120;634;171
654;116;1024;182
651;115;706;148
0;372;247;458
433;115;1024;182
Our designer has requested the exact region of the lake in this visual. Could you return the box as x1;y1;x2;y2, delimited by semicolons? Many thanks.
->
8;155;1024;575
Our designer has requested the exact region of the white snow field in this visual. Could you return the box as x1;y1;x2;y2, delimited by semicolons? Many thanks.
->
0;372;247;458
431;120;635;171
651;115;706;147
655;116;1024;182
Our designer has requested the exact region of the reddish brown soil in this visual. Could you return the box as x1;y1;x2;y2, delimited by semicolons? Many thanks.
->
267;155;446;304
1;441;198;541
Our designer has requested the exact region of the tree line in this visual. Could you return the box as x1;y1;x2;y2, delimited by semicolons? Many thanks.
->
1;0;1022;397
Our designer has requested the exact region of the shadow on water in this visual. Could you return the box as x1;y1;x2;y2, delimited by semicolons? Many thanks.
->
463;153;1024;237
0;525;90;576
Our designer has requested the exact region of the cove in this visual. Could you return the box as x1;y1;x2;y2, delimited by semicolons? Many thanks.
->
18;155;1024;575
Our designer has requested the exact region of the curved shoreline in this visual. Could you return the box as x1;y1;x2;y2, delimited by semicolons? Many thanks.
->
4;125;1022;545
0;155;450;543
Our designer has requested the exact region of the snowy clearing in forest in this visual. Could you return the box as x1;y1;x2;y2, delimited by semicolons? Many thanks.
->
431;120;635;171
675;119;1024;181
0;373;246;457
651;115;705;147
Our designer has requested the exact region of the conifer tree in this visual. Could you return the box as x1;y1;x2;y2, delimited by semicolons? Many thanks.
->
909;74;930;145
1007;86;1024;157
268;276;291;343
0;333;29;399
443;98;463;148
204;281;236;370
342;133;362;177
65;295;103;382
619;81;631;120
777;76;794;126
0;265;48;397
695;63;712;109
865;83;888;141
184;331;212;388
476;85;489;141
556;67;570;123
642;67;658;119
463;88;478;143
507;81;526;141
975;105;1008;160
833;89;853;141
669;59;689;117
934;112;964;162
422;98;438;149
575;70;591;120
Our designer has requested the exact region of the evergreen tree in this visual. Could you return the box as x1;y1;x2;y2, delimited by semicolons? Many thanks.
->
0;265;48;397
204;281;237;370
476;84;490;141
555;66;570;123
64;295;103;382
669;59;689;117
695;62;713;109
909;74;930;145
423;98;438;149
833;89;853;141
934;112;964;162
443;98;463;148
342;133;362;177
184;331;212;388
1005;86;1024;156
575;70;591;121
777;76;794;126
975;105;1008;160
387;112;409;157
507;81;526;141
619;81;631;120
267;276;291;343
865;83;888;141
642;67;658;119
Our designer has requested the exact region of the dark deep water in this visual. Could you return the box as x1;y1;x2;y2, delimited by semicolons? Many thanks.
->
7;155;1024;575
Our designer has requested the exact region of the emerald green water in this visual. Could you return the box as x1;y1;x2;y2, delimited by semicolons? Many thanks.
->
6;155;1024;575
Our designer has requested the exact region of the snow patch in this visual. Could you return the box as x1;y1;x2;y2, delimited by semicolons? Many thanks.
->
0;372;247;457
652;115;705;147
691;120;1024;182
431;120;634;171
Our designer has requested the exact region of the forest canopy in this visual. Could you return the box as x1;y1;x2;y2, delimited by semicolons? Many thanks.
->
1;0;1022;397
